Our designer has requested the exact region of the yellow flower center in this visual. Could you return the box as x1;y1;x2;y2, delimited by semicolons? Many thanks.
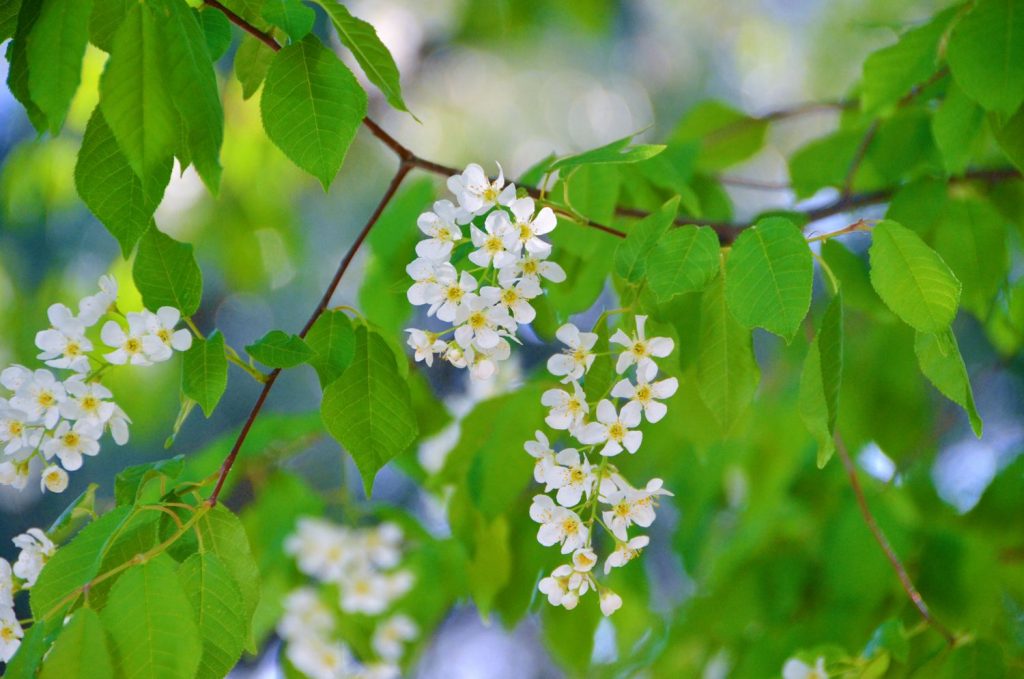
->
66;341;81;356
157;328;171;343
485;235;504;254
63;432;80;447
518;223;533;241
636;385;652;403
501;289;518;305
561;518;579;534
353;579;371;595
81;396;99;412
469;311;487;329
436;227;451;241
614;501;631;518
125;337;142;353
566;398;583;414
572;348;588;363
8;421;23;437
632;340;648;356
522;259;538;274
1;626;16;642
569;467;585;484
445;286;465;303
608;422;626;442
37;391;56;408
482;186;498;202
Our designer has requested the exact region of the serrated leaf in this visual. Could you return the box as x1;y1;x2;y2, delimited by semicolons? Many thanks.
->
99;1;177;182
261;0;314;40
947;0;1024;116
100;556;201;679
182;330;228;417
321;326;418;494
114;456;185;507
234;33;275;99
39;607;112;679
6;0;48;131
156;0;224;192
133;226;203;315
88;0;131;52
799;293;844;467
75;109;170;255
304;310;356;387
260;36;367;189
932;80;985;175
3;619;54;679
178;553;246;679
0;0;22;42
724;217;813;340
199;7;231;61
915;329;983;437
315;0;412;115
549;132;665;172
646;225;720;301
246;329;312;368
25;0;93;134
869;219;961;332
614;196;679;282
696;272;760;431
860;8;951;113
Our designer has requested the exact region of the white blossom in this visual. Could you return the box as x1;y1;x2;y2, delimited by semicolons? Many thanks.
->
599;587;623;616
42;419;102;471
468;211;517;269
577;399;643;456
524;431;556;484
363;523;404;570
101;314;152;366
484;272;541;324
541;381;589;433
406;330;445;367
0;365;31;391
277;588;335;640
546;323;598;383
35;303;92;373
465;339;511;381
610;362;678;423
12;528;55;587
0;403;37;456
602;478;672;541
141;307;192;362
432;270;477;323
610;315;674;375
502;250;566;284
10;369;65;429
287;637;354;679
0;607;23;663
783;656;828;679
416;199;467;260
454;291;513;350
536;505;588;554
406;258;446;307
604;535;650;574
506;197;556;256
372;613;418;662
447;163;515;215
340;568;395;615
544;448;595;507
77;275;118;326
40;464;69;493
0;559;13;608
0;461;29;490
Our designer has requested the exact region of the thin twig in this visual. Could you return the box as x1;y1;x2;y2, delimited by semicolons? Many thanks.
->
835;434;956;645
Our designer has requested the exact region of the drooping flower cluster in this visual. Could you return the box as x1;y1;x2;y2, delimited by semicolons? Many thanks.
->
0;276;192;494
405;163;566;380
528;315;677;616
1;528;57;662
280;518;419;678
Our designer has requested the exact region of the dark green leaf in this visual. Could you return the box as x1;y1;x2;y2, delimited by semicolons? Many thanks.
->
304;310;356;387
645;225;720;301
178;553;246;679
199;7;232;61
261;0;314;40
932;81;985;175
133;226;204;316
993;106;1024;173
947;0;1024;116
182;331;228;417
915;329;983;437
940;639;1006;678
614;196;680;282
0;0;22;42
88;0;131;52
246;329;313;368
25;0;93;134
234;33;275;100
860;8;951;113
6;0;48;131
114;456;185;507
799;293;843;467
932;194;1009;319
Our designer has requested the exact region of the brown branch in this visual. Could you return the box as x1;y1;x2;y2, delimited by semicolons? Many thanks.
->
205;0;280;52
207;161;412;505
835;435;956;645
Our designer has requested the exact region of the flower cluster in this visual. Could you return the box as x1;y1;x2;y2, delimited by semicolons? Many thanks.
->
0;276;192;493
280;518;419;678
406;163;566;380
1;528;57;662
527;315;677;616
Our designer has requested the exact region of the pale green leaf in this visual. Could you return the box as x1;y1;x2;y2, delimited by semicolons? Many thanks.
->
260;36;367;189
100;556;201;679
246;329;313;368
932;195;1009;319
646;225;720;301
25;0;93;134
947;0;1024;116
915;329;983;437
304;310;356;387
799;293;844;467
467;513;511;619
549;132;665;172
39;608;113;679
869;219;961;332
614;196;680;282
261;0;314;40
234;33;275;99
178;553;246;679
932;81;985;175
133;226;204;315
724;216;813;340
182;331;228;417
670;100;768;170
860;8;952;113
321;326;418;494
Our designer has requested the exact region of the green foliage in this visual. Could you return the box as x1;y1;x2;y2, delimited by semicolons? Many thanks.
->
177;553;247;679
860;7;950;113
38;608;113;679
947;0;1024;116
799;293;844;467
670;100;768;170
614;196;679;282
246;329;312;368
261;0;314;41
549;131;665;172
914;329;983;436
644;225;720;301
133;226;204;316
304;310;356;387
182;331;228;417
932;81;985;175
24;0;93;135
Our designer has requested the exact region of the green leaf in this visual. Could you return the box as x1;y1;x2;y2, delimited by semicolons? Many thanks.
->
799;293;844;467
915;329;983;437
3;619;54;679
564;164;621;224
940;639;1006;678
645;225;720;301
869;219;961;332
39;608;113;679
100;556;202;679
821;240;884;316
177;553;246;679
0;0;22;42
304;310;356;387
614;196;680;282
234;33;275;100
467;512;511;619
932;195;1009;319
260;35;367;189
696;272;760;431
133;226;204;316
88;0;131;52
6;0;48;131
549;131;665;172
114;456;185;507
246;329;313;368
182;331;228;417
321;326;418;494
199;7;232;61
788;129;864;199
47;484;99;544
864;618;909;663
156;0;224;192
194;506;261;652
30;507;133;620
99;1;177;182
261;0;314;40
947;0;1024;116
314;0;412;116
75;109;170;256
993;106;1024;173
724;217;813;340
670;100;768;171
541;596;601;673
932;81;985;175
860;8;951;113
25;0;93;134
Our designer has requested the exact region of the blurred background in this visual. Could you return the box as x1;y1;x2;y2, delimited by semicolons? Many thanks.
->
2;0;1022;676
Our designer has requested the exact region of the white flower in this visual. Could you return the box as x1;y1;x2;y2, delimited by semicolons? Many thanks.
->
101;313;152;366
468;211;517;269
530;494;558;525
610;362;679;423
40;465;69;493
484;272;541;324
507;197;557;256
108;405;131;445
440;341;468;369
285;518;352;581
538;565;581;609
577;399;643;456
59;378;116;428
536;505;588;554
363;523;403;570
340;568;393;615
0;607;23;663
602;478;672;540
78;275;118;326
0;461;29;490
546;323;598;383
524;431;556;483
0;559;13;608
12;528;55;587
544;448;594;507
502;249;566;284
0;365;32;391
465;339;511;380
277;588;334;640
35;303;92;373
432;270;477;323
783;656;828;679
11;369;66;428
358;662;402;679
406;329;445;367
141;307;192;362
604;535;649;574
42;420;102;471
599;587;623;616
416;200;467;260
0;404;37;456
541;381;589;433
447;163;515;215
454;292;513;350
571;548;597;573
406;258;447;307
287;637;353;679
372;613;418;662
610;315;674;375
